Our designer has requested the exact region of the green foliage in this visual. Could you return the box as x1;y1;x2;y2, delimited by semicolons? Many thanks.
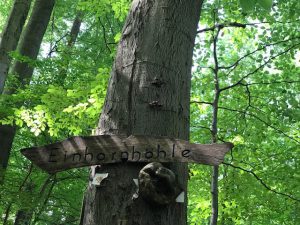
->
0;0;13;30
0;0;299;224
0;0;124;223
78;0;130;22
189;0;300;224
240;0;273;13
240;0;256;12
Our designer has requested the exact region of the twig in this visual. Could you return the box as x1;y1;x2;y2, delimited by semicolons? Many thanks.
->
47;33;68;57
197;22;246;33
98;18;111;53
190;100;213;105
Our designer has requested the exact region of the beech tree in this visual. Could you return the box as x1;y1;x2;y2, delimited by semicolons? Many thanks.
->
81;0;203;224
0;0;55;181
0;0;32;94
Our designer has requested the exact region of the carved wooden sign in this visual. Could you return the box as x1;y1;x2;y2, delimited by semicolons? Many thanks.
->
21;135;233;174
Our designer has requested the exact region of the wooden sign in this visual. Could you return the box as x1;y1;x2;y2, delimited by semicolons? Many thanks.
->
21;135;233;174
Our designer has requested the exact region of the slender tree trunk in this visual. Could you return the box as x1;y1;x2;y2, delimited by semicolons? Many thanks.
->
81;0;203;224
0;0;55;182
13;180;36;225
210;165;219;225
0;0;32;94
2;203;12;225
210;28;221;225
2;164;33;225
67;11;83;48
57;10;84;83
14;210;33;225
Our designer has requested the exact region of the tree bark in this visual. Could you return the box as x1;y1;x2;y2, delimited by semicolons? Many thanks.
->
14;209;33;225
210;28;221;225
0;0;55;182
0;0;32;94
6;0;56;91
81;0;203;224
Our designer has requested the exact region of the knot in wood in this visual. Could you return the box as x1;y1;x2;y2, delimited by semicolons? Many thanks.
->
149;101;163;108
151;77;165;87
138;162;180;205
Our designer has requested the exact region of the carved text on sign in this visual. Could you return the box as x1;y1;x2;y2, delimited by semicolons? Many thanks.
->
21;135;233;173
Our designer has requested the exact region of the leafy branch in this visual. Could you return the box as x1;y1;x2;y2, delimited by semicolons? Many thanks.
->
191;101;300;144
223;162;300;202
197;20;300;34
197;22;247;33
218;106;300;144
220;42;300;92
219;36;300;70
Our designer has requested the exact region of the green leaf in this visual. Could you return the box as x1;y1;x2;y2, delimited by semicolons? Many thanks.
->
257;0;273;10
240;0;256;12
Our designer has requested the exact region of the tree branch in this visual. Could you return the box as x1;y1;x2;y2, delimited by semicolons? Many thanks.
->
218;106;300;144
197;22;246;33
190;100;213;105
223;162;300;202
98;17;111;53
197;20;300;34
220;42;300;92
219;36;300;70
246;80;300;86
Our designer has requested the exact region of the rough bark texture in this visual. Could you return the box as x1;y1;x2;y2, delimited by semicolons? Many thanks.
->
0;0;55;181
82;0;203;224
0;0;32;94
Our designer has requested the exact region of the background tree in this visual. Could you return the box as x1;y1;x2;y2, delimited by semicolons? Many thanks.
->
0;0;32;94
0;0;55;182
189;0;300;224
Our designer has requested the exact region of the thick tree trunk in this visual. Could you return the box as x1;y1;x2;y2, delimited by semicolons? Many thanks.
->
0;0;55;182
82;0;203;224
0;0;32;94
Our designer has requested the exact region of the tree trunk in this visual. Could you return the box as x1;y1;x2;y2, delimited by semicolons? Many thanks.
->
0;0;55;182
14;209;33;225
81;0;203;224
0;0;32;94
67;11;83;48
57;10;84;83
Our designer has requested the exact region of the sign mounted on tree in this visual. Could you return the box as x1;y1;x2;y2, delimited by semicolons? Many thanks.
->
21;135;233;174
